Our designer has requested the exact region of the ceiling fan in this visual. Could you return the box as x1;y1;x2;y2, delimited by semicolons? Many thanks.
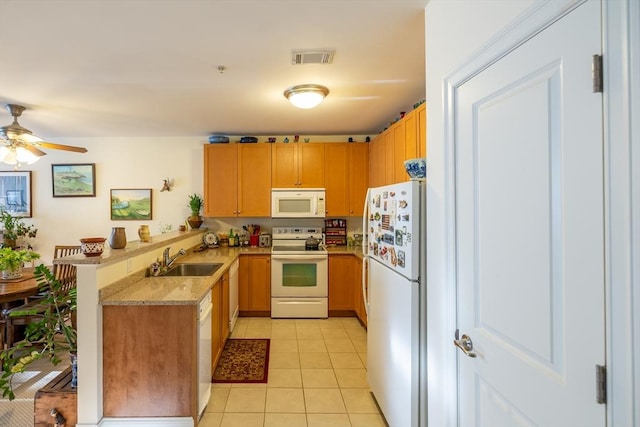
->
0;104;87;166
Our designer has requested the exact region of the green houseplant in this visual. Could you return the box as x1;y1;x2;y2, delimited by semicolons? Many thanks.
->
0;209;38;249
187;193;204;229
0;247;40;279
0;264;77;400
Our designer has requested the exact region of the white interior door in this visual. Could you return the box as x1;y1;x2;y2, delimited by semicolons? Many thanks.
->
454;1;605;426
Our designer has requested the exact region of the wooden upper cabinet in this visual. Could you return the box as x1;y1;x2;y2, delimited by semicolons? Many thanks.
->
237;144;271;216
393;121;408;183
271;143;298;188
394;110;419;183
368;135;383;189
404;109;419;161
325;142;368;217
383;130;395;185
272;143;325;188
204;144;271;217
325;143;350;217
417;103;427;158
204;144;238;217
348;143;368;216
299;143;325;188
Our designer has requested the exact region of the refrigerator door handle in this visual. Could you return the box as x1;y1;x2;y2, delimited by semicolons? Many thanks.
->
362;188;370;256
362;256;369;317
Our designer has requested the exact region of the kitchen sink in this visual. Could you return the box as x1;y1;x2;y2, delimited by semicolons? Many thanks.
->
161;263;223;277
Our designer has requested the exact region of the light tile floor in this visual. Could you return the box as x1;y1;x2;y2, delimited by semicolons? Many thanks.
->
198;317;387;427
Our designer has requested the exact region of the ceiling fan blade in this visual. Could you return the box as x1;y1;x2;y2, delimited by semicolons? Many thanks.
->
22;144;47;157
36;141;88;153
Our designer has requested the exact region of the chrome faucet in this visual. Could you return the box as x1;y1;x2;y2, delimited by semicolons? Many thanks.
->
163;247;186;268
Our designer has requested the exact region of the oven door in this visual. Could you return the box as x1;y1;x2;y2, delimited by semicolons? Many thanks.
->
271;254;328;297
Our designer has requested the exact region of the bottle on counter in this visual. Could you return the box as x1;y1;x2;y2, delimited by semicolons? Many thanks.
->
229;229;235;247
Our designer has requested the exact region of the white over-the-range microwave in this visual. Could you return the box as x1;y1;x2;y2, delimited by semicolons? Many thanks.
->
271;189;326;218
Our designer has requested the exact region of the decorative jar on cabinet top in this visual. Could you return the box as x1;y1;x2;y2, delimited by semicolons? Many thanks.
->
109;227;127;249
138;225;151;242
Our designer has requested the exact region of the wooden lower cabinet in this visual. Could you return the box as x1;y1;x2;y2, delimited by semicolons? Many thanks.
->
103;304;198;421
212;278;223;368
353;256;367;327
213;271;230;369
327;253;367;325
328;254;355;313
221;271;230;341
239;254;271;315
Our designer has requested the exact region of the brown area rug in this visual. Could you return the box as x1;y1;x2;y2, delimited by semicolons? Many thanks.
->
212;338;270;383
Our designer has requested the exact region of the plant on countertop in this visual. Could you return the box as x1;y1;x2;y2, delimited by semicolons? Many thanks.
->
0;247;40;279
0;264;77;400
187;193;204;229
188;193;203;217
0;209;38;249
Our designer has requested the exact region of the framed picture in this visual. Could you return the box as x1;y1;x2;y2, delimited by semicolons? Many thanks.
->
51;163;96;197
0;171;32;217
110;188;152;220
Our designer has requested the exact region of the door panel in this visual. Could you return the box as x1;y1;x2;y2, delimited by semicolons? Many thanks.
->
455;1;605;426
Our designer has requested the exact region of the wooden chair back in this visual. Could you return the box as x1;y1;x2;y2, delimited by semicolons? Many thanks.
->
53;245;82;293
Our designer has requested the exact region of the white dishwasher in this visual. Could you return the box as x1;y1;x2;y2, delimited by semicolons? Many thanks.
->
198;290;213;417
229;259;239;332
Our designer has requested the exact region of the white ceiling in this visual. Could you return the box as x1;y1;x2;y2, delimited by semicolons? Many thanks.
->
0;0;427;140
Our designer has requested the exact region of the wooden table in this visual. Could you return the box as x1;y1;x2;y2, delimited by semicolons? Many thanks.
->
0;269;39;307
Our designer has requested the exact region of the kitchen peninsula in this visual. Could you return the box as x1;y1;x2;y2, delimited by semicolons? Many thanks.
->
54;229;208;427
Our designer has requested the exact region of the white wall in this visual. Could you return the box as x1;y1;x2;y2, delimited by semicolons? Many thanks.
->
0;136;206;265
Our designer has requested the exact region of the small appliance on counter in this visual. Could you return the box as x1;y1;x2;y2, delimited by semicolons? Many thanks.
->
259;232;271;248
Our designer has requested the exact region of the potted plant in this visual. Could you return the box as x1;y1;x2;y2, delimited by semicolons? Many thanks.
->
187;193;204;229
0;209;38;249
0;264;77;400
0;247;40;279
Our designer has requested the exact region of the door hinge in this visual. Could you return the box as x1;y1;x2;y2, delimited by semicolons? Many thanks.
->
592;54;603;93
596;364;607;404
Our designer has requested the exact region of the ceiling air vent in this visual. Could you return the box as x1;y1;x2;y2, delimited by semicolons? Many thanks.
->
292;49;335;65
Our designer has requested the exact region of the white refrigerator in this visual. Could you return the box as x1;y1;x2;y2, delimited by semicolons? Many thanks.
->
362;180;427;427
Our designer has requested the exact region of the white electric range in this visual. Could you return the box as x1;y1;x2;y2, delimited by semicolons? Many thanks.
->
270;227;328;318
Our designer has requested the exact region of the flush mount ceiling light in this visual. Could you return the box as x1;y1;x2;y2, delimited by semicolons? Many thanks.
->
283;84;330;109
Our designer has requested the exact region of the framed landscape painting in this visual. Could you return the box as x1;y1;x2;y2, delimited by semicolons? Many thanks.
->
110;188;152;220
0;171;32;217
52;163;96;197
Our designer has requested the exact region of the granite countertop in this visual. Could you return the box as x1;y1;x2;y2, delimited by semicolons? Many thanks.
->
54;230;206;265
100;246;271;306
326;245;364;259
100;245;361;306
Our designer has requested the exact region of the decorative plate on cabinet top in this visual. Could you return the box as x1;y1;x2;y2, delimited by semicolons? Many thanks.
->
209;135;229;143
239;136;258;143
203;231;219;247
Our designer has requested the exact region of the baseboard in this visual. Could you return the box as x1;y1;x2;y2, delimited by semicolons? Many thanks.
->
239;310;270;317
97;417;193;427
328;310;357;317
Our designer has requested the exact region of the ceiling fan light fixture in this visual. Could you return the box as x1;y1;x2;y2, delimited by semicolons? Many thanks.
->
16;146;40;164
0;145;40;166
0;146;17;165
284;84;329;109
